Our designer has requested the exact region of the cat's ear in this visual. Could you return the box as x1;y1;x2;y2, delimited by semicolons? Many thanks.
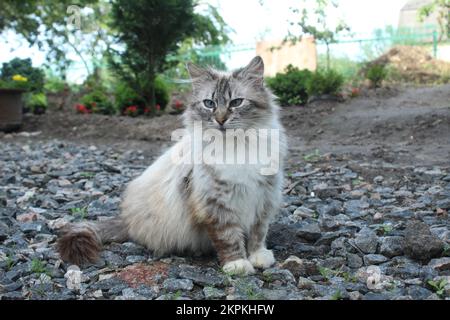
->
233;56;264;85
186;62;217;82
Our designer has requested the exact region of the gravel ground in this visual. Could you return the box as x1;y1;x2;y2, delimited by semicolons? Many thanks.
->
1;137;449;300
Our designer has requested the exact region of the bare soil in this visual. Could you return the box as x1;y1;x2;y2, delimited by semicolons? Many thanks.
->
15;84;450;167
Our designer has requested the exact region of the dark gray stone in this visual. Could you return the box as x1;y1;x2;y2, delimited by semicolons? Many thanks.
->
404;221;444;262
379;236;405;258
354;227;379;254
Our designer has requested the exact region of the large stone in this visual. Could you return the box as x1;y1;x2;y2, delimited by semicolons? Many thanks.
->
428;257;450;271
354;227;379;254
379;236;405;258
404;221;444;262
295;222;321;241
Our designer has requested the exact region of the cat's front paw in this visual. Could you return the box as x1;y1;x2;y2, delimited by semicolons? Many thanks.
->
223;259;255;276
248;248;275;269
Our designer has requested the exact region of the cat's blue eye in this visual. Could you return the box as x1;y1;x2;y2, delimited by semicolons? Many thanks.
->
203;99;216;109
229;98;243;108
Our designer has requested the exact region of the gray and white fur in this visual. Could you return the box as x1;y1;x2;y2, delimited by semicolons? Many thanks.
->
57;56;287;275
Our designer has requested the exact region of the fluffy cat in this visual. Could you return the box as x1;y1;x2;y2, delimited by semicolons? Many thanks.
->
57;56;287;275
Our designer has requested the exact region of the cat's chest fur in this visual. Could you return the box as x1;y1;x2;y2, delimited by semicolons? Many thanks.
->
193;162;268;232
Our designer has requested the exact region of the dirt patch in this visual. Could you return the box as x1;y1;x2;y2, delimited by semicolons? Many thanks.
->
9;84;450;167
367;45;450;83
117;262;169;288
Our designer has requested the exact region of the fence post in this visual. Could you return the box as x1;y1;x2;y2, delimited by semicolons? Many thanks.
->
432;30;438;58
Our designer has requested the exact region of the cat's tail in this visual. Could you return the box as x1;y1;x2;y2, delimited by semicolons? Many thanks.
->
56;217;128;265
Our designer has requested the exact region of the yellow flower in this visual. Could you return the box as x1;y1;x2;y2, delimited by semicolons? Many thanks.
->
12;74;28;82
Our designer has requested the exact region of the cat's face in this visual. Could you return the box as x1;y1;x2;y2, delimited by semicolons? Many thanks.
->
184;57;274;130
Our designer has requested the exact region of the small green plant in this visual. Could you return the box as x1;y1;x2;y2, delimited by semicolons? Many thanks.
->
25;92;48;114
427;279;447;298
366;64;388;88
352;178;364;186
380;224;393;235
266;65;313;106
171;290;183;300
44;74;67;94
80;172;95;178
70;207;88;220
319;267;333;280
306;69;344;97
303;149;321;162
5;254;15;271
30;258;48;275
79;89;116;115
331;290;343;300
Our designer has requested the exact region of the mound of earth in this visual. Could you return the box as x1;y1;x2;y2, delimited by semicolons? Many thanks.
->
368;45;450;83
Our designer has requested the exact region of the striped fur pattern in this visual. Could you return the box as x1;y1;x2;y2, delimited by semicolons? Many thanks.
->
57;57;287;275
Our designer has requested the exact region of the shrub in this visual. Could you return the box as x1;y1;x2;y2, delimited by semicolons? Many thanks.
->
80;90;115;115
115;76;170;116
266;65;312;106
25;92;48;115
0;58;44;92
114;82;146;114
153;76;170;110
366;64;388;88
306;69;344;97
44;75;67;94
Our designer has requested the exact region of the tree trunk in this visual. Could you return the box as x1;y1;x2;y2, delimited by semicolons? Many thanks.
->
326;43;331;70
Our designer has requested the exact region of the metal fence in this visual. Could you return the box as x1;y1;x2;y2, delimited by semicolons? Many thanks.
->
65;25;448;84
174;24;447;80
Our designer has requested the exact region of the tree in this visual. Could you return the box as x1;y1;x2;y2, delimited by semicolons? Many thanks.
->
108;0;230;109
286;0;350;70
0;0;112;77
419;0;450;41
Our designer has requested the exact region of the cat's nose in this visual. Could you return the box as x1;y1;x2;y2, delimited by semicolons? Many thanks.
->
215;117;227;125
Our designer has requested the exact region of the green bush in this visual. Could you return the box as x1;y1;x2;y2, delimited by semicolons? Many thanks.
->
0;58;44;92
115;75;170;115
366;64;387;88
44;75;66;94
114;82;146;114
306;69;344;97
80;90;115;115
25;92;48;115
153;76;170;110
266;65;312;106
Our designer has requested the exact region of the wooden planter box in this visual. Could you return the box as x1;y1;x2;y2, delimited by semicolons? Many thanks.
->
0;88;24;132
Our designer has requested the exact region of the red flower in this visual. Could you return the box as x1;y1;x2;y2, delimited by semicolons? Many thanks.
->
144;107;150;114
155;104;161;111
350;87;360;97
174;100;183;109
125;105;138;116
75;104;89;114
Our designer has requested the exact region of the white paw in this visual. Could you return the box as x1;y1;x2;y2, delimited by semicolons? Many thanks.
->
223;259;255;276
248;248;275;269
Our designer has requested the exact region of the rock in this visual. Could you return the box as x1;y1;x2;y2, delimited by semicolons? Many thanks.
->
354;227;379;254
178;265;227;287
379;236;404;258
406;286;434;300
297;276;315;290
292;206;315;219
203;287;226;299
262;267;296;284
428;257;450;271
386;209;415;219
347;253;363;269
281;256;316;278
64;265;83;291
363;254;389;265
162;278;194;292
294;222;321;241
404;221;444;262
